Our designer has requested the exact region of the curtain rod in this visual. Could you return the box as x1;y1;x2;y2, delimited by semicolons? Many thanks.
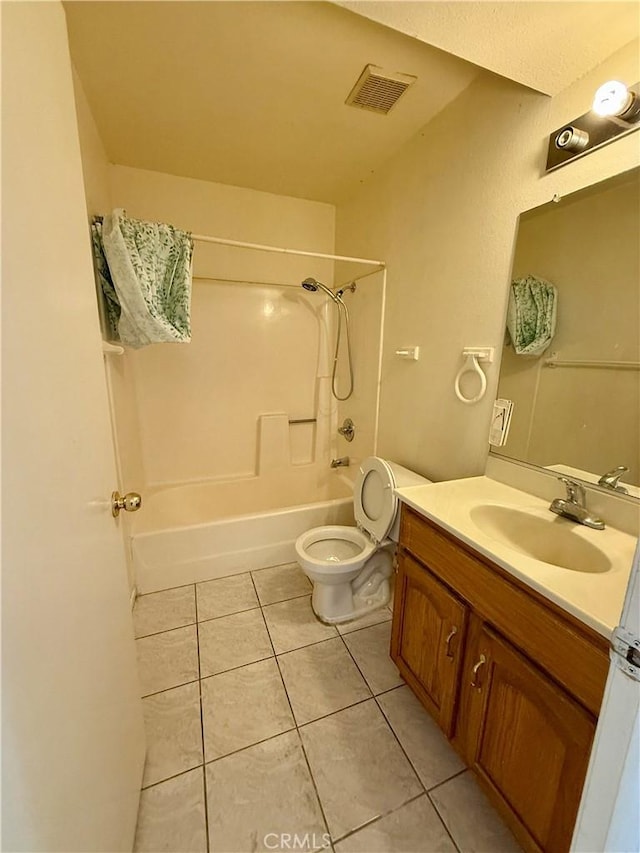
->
193;275;302;289
191;232;385;268
544;358;640;371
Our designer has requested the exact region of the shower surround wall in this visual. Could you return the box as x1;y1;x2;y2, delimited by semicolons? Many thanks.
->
108;165;337;491
73;75;360;593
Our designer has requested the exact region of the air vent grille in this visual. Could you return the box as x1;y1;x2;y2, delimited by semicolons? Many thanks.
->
346;64;417;115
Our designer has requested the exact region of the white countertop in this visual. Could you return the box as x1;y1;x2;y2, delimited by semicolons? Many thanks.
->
395;476;638;638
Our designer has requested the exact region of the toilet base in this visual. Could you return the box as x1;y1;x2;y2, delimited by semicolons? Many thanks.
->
312;579;391;625
309;548;393;624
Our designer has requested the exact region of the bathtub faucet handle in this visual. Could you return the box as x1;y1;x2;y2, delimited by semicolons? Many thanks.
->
112;490;142;518
338;418;355;442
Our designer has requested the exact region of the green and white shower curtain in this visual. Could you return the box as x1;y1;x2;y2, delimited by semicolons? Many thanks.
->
92;209;193;348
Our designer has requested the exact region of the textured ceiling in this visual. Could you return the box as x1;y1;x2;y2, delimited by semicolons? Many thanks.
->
64;1;479;204
335;1;640;96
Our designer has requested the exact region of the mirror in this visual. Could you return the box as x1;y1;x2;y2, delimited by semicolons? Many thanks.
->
492;167;640;499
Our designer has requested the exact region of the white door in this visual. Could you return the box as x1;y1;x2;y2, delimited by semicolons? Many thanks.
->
571;542;640;852
2;3;145;851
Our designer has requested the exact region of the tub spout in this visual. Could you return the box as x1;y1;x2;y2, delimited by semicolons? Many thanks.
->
331;456;350;468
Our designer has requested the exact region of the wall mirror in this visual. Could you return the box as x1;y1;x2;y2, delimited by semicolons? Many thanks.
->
492;167;640;500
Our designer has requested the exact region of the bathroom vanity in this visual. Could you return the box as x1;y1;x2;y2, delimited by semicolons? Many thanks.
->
390;477;636;853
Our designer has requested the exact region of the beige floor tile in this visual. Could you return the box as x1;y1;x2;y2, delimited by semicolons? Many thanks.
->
263;595;337;653
336;606;391;635
141;682;203;787
377;686;465;789
196;573;258;621
133;586;196;638
335;795;456;853
278;638;371;725
198;608;273;677
252;562;312;605
299;700;422;840
201;658;294;760
342;622;403;695
430;771;522;853
134;767;207;853
206;730;328;852
136;625;199;697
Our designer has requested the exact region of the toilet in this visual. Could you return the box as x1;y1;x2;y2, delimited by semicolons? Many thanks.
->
295;456;430;624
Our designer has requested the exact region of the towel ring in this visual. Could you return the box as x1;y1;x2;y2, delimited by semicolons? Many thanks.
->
454;351;488;405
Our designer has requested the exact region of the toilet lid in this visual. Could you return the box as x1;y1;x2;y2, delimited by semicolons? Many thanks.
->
353;457;397;544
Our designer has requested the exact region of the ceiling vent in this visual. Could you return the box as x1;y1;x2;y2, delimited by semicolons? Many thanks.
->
345;64;417;115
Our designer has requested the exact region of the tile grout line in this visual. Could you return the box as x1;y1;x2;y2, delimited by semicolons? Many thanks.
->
335;630;448;845
135;620;198;642
136;561;301;599
372;690;427;797
337;629;467;849
203;725;298;766
426;787;464;853
335;613;392;639
426;766;469;795
194;584;211;853
135;620;197;641
367;662;465;853
140;677;201;700
330;791;427;846
140;764;206;793
248;571;333;845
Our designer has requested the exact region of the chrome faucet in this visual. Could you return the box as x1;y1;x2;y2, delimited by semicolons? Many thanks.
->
331;456;350;468
549;477;605;530
597;466;629;494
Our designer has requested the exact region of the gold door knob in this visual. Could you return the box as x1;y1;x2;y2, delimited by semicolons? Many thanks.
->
111;491;142;517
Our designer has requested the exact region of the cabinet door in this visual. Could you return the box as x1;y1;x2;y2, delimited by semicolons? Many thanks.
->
463;624;597;853
391;552;467;735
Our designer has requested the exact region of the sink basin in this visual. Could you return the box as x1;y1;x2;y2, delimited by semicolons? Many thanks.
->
469;505;612;573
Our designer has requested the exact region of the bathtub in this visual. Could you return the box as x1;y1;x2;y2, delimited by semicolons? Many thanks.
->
131;468;355;593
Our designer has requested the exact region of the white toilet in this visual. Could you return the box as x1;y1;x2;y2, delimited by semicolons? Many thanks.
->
295;456;430;624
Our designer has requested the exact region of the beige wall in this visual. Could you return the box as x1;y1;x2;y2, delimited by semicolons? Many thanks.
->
335;39;640;481
497;176;640;484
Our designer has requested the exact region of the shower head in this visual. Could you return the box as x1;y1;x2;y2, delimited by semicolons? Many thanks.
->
301;278;339;303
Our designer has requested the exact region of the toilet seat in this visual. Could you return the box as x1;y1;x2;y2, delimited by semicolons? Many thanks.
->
294;525;376;575
353;457;398;544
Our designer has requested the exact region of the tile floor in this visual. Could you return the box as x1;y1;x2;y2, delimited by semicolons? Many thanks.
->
132;562;522;853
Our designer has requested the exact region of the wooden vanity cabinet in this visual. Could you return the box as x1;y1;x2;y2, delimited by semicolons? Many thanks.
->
391;552;468;736
461;619;597;852
391;506;609;853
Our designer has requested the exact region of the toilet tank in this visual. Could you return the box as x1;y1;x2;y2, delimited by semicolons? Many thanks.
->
386;460;431;542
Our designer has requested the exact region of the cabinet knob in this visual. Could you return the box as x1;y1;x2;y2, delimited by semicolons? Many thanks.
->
470;654;487;688
445;627;458;658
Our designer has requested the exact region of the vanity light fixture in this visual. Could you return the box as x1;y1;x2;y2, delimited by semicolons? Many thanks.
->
545;80;640;172
592;80;640;121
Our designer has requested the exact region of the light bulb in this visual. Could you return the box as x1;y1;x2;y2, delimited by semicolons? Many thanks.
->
592;80;633;117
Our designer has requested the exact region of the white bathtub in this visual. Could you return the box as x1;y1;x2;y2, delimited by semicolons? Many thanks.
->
132;469;355;593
